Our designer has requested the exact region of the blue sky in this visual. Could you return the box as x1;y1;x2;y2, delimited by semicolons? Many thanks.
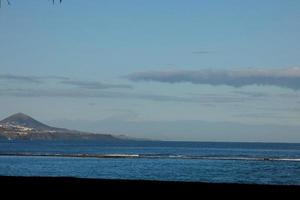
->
0;0;300;142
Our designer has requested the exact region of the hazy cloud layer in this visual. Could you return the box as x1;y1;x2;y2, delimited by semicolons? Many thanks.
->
126;67;300;89
0;88;250;104
0;88;196;102
0;74;69;84
233;91;269;98
61;80;132;90
0;74;132;90
0;74;42;84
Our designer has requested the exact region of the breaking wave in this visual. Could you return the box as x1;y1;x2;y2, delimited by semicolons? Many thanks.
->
139;154;300;162
1;152;300;162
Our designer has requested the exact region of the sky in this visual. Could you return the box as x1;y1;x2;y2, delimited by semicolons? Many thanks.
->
0;0;300;142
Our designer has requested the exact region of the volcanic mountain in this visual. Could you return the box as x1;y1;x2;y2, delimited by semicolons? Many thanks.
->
0;113;54;130
0;113;121;141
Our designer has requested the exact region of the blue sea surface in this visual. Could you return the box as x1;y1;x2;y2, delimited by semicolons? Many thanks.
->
0;140;300;185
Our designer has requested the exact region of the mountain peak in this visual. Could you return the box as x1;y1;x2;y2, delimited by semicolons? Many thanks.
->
7;113;32;119
0;113;51;130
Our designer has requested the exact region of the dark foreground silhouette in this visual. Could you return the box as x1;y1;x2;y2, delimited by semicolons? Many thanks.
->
1;176;300;197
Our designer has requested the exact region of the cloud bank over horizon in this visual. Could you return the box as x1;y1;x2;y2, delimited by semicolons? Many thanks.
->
126;67;300;90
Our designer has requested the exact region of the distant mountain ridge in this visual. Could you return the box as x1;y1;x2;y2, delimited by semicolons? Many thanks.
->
0;113;121;141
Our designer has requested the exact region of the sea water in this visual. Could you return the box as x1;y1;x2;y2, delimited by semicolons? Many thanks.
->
0;140;300;185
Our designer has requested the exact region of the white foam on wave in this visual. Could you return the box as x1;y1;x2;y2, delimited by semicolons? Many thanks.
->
139;154;300;162
272;158;300;162
102;154;140;158
1;152;300;162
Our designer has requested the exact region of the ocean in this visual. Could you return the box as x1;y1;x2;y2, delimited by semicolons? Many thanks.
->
0;140;300;185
